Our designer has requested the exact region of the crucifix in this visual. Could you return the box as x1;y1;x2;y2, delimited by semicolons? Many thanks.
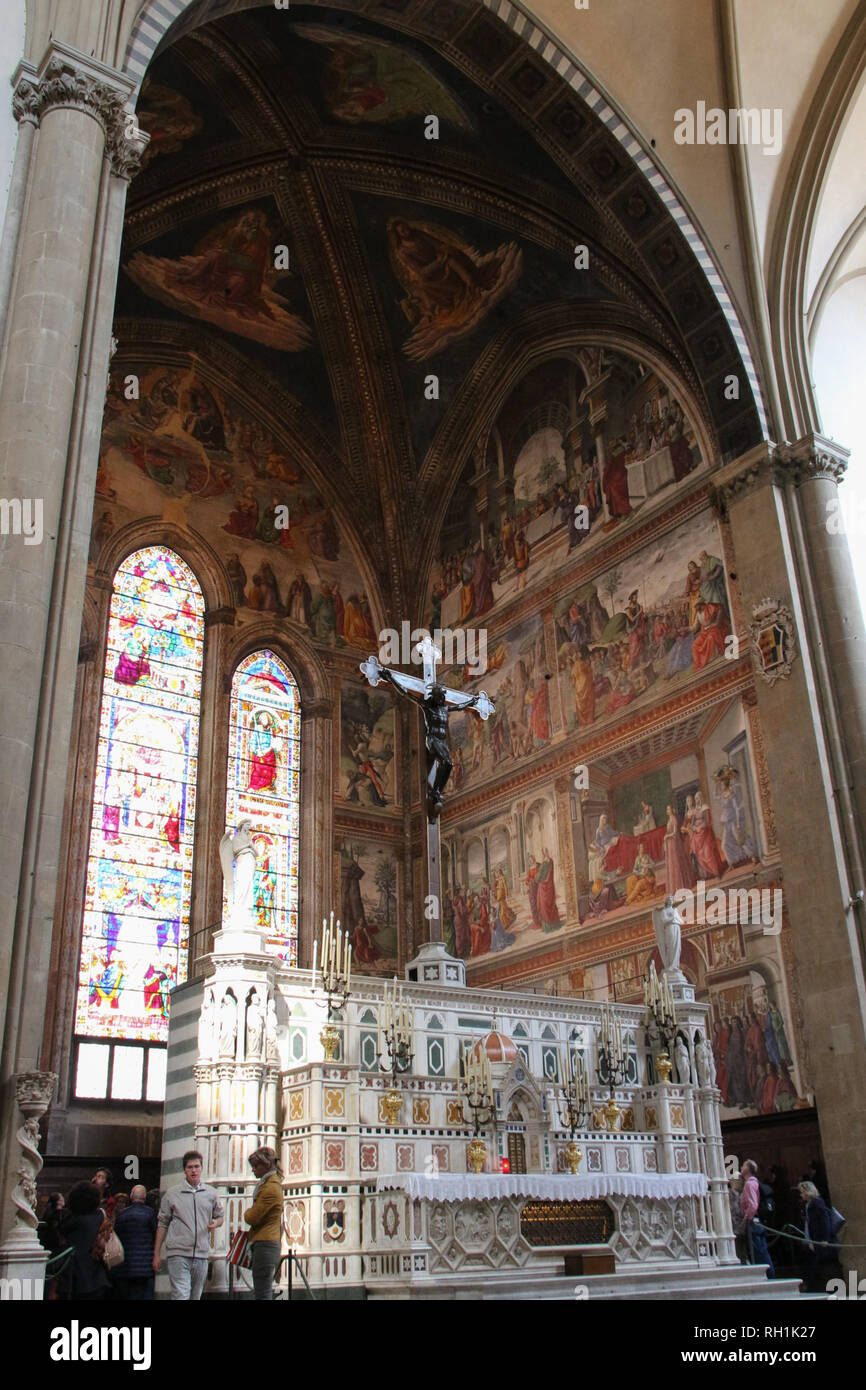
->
360;635;494;948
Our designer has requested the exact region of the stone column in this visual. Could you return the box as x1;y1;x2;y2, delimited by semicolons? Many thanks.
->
0;1072;56;1296
0;43;147;1265
715;442;866;1266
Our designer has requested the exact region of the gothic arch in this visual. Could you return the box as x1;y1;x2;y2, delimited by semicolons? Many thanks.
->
119;0;767;437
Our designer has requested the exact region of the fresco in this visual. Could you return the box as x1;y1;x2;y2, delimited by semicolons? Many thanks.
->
126;206;311;351
442;613;549;799
292;24;472;130
136;79;203;165
705;973;804;1121
338;838;399;972
432;353;706;628
339;679;397;810
96;362;372;646
556;510;731;734
577;752;761;924
442;794;563;962
386;219;522;361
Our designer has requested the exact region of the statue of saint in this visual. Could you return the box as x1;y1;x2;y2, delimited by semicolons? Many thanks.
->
695;1036;716;1088
674;1034;691;1085
197;989;215;1059
265;998;279;1063
218;991;237;1058
245;990;264;1059
219;819;257;929
652;894;684;975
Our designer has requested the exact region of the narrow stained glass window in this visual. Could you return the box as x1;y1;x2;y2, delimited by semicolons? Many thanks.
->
75;546;205;1046
224;650;300;964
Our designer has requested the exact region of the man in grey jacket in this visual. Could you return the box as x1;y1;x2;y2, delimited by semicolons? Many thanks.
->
154;1150;224;1300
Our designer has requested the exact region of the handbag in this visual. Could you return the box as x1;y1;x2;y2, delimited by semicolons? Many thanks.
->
228;1229;252;1269
92;1216;125;1269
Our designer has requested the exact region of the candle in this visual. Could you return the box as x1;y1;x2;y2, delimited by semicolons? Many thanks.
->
312;936;318;993
346;941;352;991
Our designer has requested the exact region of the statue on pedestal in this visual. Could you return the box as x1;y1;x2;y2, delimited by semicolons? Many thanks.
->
695;1035;716;1088
652;895;684;975
218;991;237;1058
219;819;257;929
198;989;215;1059
266;999;279;1063
674;1034;691;1085
246;990;264;1060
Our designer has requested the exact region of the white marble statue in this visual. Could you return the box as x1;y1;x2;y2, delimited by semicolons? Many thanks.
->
674;1035;691;1085
218;991;237;1058
266;998;279;1063
652;894;684;975
695;1036;716;1088
198;989;215;1059
246;990;264;1059
219;819;257;930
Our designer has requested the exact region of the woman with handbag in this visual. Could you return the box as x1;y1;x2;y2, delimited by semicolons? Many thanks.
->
244;1147;283;1301
57;1181;113;1300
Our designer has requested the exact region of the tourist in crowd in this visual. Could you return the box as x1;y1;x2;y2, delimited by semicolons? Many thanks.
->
740;1159;774;1276
37;1191;65;1256
57;1181;111;1301
727;1176;746;1263
154;1150;224;1300
114;1184;157;1300
91;1166;114;1215
244;1146;284;1301
798;1181;841;1293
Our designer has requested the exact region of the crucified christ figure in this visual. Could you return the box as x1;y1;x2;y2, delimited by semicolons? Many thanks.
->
360;639;494;821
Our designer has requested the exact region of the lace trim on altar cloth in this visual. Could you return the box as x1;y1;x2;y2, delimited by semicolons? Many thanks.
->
375;1173;708;1202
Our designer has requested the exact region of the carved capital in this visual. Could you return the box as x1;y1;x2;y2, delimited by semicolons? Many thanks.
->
710;444;785;514
15;1070;56;1113
780;433;849;487
11;51;149;180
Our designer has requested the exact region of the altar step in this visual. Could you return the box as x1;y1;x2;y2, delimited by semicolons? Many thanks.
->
368;1264;805;1300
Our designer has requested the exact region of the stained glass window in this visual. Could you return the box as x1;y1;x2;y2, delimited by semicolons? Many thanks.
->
224;650;300;963
75;547;205;1045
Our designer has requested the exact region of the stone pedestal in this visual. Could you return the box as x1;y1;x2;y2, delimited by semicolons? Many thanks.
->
405;940;465;987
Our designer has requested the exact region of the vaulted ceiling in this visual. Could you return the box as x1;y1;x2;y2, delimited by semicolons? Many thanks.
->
116;0;766;624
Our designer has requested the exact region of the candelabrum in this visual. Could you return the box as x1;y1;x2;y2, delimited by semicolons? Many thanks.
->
643;958;676;1082
597;1003;628;1132
461;1042;495;1172
312;910;352;1061
378;977;414;1124
557;1051;591;1173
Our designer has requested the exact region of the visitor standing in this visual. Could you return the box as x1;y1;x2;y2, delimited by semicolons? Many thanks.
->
57;1182;111;1301
115;1184;157;1300
740;1159;775;1276
244;1146;283;1301
154;1151;224;1300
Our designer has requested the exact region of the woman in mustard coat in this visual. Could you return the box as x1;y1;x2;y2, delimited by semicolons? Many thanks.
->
245;1146;283;1300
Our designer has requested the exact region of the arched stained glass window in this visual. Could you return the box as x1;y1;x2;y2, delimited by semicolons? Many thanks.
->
224;650;300;963
75;547;205;1060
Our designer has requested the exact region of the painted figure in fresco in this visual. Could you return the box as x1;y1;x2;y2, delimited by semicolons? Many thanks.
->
634;799;656;836
451;886;471;959
624;591;646;669
602;441;631;520
136;80;202;165
125;209;312;352
716;779;759;867
691;600;730;669
745;1009;769;1111
724;1015;749;1108
341;851;381;965
442;889;456;957
525;855;542;929
345;725;388;808
625;846;657;904
386;217;522;360
689;793;726;879
226;553;248;608
493;868;515;931
247;710;279;792
536;849;561;932
587;814;620;881
310;583;338;645
663;804;697;894
224;485;259;539
570;645;595;727
294;25;471;128
513;530;529;592
288;573;312;628
471;881;492;957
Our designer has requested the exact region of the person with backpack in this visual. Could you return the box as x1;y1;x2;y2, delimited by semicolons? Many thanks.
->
798;1181;843;1292
740;1159;775;1276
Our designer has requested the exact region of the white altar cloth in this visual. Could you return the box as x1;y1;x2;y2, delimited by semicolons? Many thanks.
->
376;1173;708;1203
